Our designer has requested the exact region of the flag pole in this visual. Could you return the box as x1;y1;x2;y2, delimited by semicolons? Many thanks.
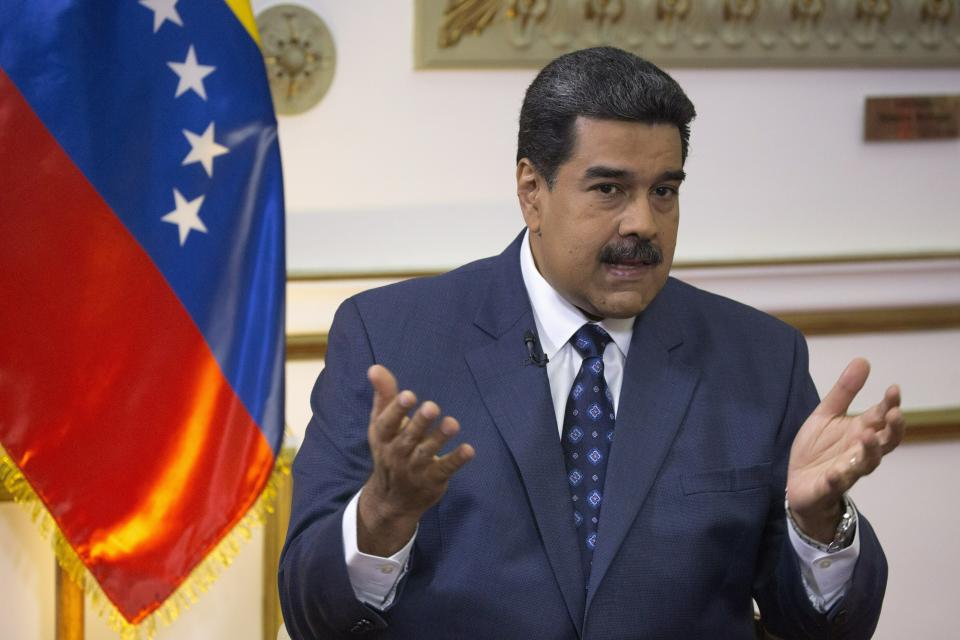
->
56;561;84;640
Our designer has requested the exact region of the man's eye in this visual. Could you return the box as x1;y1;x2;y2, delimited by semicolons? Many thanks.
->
653;185;678;198
593;184;621;196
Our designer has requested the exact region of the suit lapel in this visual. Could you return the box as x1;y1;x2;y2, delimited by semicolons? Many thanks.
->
585;282;701;609
464;234;586;634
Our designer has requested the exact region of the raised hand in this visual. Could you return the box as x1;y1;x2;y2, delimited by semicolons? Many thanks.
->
357;365;475;556
786;358;905;543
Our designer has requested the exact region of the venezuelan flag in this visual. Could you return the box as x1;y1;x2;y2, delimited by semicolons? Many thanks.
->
0;0;284;630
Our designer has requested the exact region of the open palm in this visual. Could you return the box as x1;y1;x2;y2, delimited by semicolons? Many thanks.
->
786;358;904;540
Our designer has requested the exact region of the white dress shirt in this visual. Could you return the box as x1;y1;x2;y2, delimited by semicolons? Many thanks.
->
342;230;858;612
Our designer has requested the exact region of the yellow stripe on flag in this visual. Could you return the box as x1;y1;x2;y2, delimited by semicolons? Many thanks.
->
223;0;260;44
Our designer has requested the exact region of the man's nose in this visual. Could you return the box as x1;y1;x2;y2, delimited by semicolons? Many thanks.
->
618;195;657;239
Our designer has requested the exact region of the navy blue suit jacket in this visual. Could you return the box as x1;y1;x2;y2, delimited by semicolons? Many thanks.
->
279;234;886;639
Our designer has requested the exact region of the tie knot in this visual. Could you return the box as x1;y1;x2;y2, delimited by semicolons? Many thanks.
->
570;323;611;359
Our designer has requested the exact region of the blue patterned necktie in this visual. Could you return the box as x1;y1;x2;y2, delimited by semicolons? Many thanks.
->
562;323;616;584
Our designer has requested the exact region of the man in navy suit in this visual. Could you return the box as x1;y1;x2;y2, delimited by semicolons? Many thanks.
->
279;48;902;639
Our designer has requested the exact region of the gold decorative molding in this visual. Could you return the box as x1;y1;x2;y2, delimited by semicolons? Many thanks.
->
286;333;328;361
284;303;960;361
286;251;960;282
901;406;960;441
668;250;960;270
415;0;960;68
777;304;960;335
287;269;440;283
287;333;328;361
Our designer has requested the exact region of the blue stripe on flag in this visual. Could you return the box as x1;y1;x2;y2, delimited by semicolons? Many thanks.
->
0;0;285;450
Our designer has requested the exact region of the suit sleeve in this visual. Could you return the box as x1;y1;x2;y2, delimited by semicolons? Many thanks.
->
753;330;888;640
278;298;392;639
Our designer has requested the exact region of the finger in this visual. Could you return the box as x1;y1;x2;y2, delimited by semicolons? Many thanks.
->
860;397;888;432
431;443;476;480
857;431;883;475
394;401;441;454
859;383;903;433
817;358;870;418
884;384;901;409
371;388;417;445
878;406;905;455
368;365;398;420
412;416;461;464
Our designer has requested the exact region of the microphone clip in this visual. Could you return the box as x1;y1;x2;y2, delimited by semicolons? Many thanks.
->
523;330;549;368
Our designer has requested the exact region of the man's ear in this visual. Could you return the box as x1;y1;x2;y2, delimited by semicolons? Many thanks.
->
516;158;544;234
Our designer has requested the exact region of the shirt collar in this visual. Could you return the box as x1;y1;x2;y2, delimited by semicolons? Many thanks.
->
519;229;634;360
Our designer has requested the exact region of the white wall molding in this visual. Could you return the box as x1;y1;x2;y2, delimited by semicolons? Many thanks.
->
672;257;960;313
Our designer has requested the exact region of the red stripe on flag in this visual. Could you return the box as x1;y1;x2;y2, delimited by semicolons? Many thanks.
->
0;69;276;622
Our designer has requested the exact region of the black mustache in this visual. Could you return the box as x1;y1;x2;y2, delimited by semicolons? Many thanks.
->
600;239;663;266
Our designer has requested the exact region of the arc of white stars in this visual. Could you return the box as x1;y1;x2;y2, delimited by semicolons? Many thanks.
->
139;0;183;33
167;45;216;100
182;123;229;177
162;189;207;246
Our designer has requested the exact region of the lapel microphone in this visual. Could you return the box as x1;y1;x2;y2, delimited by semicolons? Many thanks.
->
523;331;549;367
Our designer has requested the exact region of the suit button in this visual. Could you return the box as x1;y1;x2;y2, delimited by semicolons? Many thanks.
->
834;609;848;625
349;618;374;634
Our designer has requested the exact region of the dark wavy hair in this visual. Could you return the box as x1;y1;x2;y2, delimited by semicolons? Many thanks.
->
517;47;696;187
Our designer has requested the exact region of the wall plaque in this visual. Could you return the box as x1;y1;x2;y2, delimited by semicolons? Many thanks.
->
865;95;960;140
415;0;960;69
257;4;336;115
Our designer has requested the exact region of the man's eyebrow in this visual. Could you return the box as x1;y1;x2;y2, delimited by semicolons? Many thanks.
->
581;166;687;183
658;169;686;183
582;165;634;181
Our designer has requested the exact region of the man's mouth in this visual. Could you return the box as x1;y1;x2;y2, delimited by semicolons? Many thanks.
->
604;261;654;278
608;258;654;267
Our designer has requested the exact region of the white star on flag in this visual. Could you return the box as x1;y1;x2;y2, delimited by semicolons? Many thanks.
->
182;123;229;177
167;45;216;100
162;189;207;246
139;0;183;33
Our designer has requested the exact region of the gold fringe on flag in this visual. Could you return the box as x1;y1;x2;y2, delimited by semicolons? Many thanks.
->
0;445;291;640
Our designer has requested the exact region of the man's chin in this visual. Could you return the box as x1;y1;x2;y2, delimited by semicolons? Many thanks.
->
588;275;670;318
584;291;656;320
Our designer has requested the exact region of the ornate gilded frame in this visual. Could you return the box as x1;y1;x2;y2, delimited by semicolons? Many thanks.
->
415;0;960;68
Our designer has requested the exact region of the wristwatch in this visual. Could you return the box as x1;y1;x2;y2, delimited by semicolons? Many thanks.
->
785;493;858;553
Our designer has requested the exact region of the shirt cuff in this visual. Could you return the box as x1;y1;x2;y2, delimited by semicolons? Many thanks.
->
786;501;860;613
342;489;416;610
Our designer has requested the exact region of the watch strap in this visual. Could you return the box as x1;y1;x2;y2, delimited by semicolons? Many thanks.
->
785;493;858;553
